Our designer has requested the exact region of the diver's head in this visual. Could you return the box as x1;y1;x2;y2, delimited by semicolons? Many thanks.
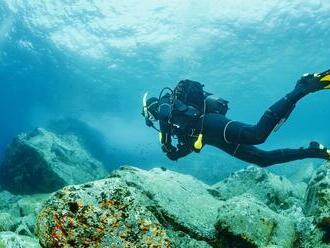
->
142;92;159;127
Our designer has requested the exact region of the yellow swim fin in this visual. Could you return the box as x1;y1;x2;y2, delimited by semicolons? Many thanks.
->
320;75;330;89
318;69;330;89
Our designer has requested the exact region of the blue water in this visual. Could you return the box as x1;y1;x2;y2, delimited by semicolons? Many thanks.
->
0;1;329;183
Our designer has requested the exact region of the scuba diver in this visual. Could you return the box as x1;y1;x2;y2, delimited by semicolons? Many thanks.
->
142;70;330;167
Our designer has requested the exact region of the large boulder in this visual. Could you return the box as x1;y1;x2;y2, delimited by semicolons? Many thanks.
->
215;194;296;248
47;118;111;168
35;167;218;247
111;166;221;241
36;178;173;247
305;162;330;238
0;128;108;194
288;162;315;184
211;166;304;212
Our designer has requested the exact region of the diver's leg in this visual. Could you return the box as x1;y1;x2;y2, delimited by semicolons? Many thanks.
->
224;74;329;145
224;96;295;145
232;143;330;167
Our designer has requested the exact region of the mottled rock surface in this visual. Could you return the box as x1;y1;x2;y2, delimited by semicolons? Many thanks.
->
36;167;217;247
0;128;108;194
216;194;296;248
38;166;323;248
211;166;304;211
288;162;315;184
36;178;172;247
111;166;221;241
14;163;330;247
0;190;49;237
0;212;18;232
0;232;41;248
305;162;330;244
305;163;330;224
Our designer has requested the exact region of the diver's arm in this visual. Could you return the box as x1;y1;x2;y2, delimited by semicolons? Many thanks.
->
166;143;192;161
166;135;193;161
158;94;176;152
159;122;192;160
158;94;192;160
159;120;176;153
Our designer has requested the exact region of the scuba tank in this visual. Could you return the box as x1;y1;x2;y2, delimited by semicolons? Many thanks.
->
205;96;229;115
155;85;230;152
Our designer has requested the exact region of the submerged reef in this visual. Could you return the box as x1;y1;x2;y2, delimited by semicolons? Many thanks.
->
34;165;330;247
0;129;330;247
0;128;108;194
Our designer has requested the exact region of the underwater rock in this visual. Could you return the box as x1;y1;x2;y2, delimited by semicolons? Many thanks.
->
35;166;220;247
0;190;50;235
215;194;296;248
288;162;315;184
305;162;330;235
0;128;108;194
0;191;21;215
14;194;50;235
165;230;211;248
0;212;19;232
39;166;330;247
16;194;50;217
36;178;172;248
211;165;304;212
111;166;221;241
47;118;112;168
0;232;41;248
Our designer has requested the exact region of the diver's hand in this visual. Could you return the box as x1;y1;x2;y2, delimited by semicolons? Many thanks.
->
166;151;178;161
161;144;176;153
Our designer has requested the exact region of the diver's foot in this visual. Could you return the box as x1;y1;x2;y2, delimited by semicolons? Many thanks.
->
295;73;330;95
309;141;330;160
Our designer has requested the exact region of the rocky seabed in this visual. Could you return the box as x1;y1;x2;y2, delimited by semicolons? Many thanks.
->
0;129;330;248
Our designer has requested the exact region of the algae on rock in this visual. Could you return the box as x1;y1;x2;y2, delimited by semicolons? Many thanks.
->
35;167;220;247
36;178;172;247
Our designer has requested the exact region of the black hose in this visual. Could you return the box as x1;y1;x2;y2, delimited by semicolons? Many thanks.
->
158;87;173;101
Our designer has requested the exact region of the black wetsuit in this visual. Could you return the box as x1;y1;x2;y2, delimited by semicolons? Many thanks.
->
158;88;327;167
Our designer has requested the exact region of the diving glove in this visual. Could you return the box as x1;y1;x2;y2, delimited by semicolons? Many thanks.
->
166;151;178;161
161;144;176;153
